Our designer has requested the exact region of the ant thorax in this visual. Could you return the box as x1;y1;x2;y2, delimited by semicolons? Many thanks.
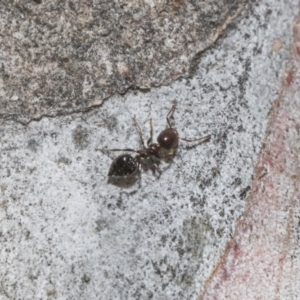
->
137;143;161;159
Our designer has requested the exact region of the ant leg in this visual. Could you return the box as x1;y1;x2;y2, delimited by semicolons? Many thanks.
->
147;118;153;146
166;104;176;128
152;161;162;175
95;147;137;153
160;153;174;160
180;134;211;143
133;115;146;148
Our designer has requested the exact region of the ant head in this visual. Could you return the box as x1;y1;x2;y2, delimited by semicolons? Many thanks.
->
157;128;179;150
108;154;139;177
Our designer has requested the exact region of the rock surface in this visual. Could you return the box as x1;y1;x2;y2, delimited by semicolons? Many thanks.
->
200;8;300;299
0;0;298;299
0;0;244;122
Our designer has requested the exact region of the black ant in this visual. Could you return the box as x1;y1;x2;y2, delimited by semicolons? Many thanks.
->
96;104;211;185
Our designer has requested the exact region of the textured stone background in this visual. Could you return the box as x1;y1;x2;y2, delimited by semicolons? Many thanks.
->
0;0;298;299
201;7;300;298
0;0;244;122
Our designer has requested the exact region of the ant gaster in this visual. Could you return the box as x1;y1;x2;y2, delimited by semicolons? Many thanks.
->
96;104;211;183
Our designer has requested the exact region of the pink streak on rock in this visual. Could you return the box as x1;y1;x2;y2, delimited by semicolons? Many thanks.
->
200;7;300;300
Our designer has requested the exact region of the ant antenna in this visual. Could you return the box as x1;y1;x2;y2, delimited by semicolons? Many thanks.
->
168;101;211;143
166;104;176;128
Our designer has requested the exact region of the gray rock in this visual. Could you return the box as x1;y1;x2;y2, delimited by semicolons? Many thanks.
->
0;0;245;122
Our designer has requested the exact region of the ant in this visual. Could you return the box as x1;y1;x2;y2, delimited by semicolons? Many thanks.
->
96;103;211;185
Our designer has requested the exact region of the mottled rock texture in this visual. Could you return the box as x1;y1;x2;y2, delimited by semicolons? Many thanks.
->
0;0;298;299
0;0;244;121
200;8;300;299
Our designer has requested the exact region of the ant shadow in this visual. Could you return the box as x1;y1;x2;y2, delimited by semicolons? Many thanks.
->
107;172;140;188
